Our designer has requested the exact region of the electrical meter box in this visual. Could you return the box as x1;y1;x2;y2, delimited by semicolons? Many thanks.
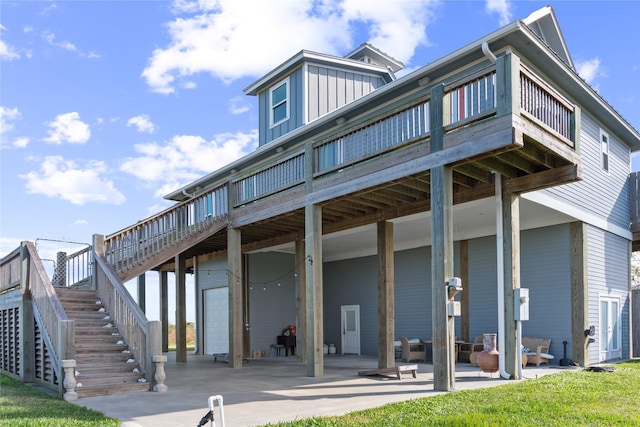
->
514;288;529;321
447;301;461;317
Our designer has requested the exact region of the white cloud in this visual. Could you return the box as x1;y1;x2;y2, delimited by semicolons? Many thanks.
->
0;106;20;134
20;156;126;205
43;31;77;51
72;219;89;226
119;130;258;197
142;0;437;94
13;137;30;148
43;112;91;144
0;24;20;61
127;114;155;134
576;57;604;85
229;96;250;115
485;0;512;26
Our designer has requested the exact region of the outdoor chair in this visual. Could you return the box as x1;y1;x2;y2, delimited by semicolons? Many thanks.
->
399;336;427;363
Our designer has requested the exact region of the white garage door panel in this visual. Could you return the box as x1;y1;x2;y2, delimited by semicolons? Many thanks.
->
204;287;229;355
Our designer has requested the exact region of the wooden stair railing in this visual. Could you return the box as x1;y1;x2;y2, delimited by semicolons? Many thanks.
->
103;183;229;282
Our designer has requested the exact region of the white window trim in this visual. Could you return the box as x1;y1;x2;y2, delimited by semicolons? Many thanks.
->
269;77;290;128
600;128;610;173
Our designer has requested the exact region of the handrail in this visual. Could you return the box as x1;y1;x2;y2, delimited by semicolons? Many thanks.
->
0;246;21;293
104;184;228;274
23;242;71;390
519;65;573;143
56;246;92;288
314;98;431;176
94;254;156;381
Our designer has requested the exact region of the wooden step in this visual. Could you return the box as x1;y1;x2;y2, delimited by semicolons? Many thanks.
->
75;371;145;388
76;382;150;398
75;361;143;374
56;287;150;398
75;352;136;363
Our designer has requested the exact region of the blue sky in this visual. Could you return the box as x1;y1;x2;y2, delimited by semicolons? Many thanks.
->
1;0;639;322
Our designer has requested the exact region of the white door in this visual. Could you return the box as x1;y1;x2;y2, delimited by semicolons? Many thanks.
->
341;305;360;355
204;287;229;355
599;296;621;361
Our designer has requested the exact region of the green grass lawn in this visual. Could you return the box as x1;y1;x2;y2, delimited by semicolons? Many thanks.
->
2;361;639;426
263;360;640;427
0;375;119;427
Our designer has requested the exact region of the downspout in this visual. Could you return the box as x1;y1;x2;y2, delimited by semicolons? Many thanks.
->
495;173;510;379
482;41;497;63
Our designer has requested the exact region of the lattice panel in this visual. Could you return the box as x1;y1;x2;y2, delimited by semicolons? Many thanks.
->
0;307;20;376
33;320;58;385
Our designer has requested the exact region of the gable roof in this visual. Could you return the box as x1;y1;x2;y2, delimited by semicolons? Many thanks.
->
522;5;573;69
344;43;404;72
243;48;397;96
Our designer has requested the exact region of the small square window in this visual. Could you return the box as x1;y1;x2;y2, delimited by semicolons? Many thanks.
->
600;129;609;172
269;78;289;127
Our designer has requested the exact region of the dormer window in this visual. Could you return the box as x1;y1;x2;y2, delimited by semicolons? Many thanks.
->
270;77;289;127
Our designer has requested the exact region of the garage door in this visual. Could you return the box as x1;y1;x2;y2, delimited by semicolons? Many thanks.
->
204;287;229;355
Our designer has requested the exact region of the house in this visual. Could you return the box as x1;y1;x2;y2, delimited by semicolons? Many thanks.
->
2;5;639;397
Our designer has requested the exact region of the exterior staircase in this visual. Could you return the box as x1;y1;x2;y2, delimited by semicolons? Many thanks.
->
56;288;150;397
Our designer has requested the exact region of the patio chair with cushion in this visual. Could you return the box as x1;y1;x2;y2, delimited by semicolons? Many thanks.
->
399;336;427;363
458;335;484;364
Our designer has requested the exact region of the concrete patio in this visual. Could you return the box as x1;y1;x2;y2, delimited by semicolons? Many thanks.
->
74;352;563;427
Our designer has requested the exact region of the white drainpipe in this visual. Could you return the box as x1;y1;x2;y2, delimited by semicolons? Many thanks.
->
495;173;510;379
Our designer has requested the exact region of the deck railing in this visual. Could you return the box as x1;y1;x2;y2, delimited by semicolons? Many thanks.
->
55;246;92;288
446;69;497;126
0;246;21;293
520;65;573;142
94;254;160;383
104;58;576;277
315;99;431;175
23;242;71;391
104;184;228;272
233;152;305;206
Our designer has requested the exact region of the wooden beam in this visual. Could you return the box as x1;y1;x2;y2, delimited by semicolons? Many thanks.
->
175;253;187;363
137;273;146;313
295;239;306;363
227;228;243;368
431;165;455;391
501;176;519;379
503;164;581;194
305;204;323;377
570;222;589;367
459;240;470;342
377;221;395;369
159;271;169;353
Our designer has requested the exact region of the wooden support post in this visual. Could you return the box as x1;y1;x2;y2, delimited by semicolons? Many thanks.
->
501;177;520;379
92;234;104;291
295;239;306;363
160;271;169;353
242;254;251;359
137;273;146;313
460;240;470;342
175;253;187;363
570;222;589;367
227;228;243;368
377;221;395;369
431;165;455;391
430;82;455;391
305;204;323;377
496;51;520;117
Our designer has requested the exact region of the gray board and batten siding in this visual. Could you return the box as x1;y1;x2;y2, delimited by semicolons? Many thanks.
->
197;225;581;362
258;64;387;147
